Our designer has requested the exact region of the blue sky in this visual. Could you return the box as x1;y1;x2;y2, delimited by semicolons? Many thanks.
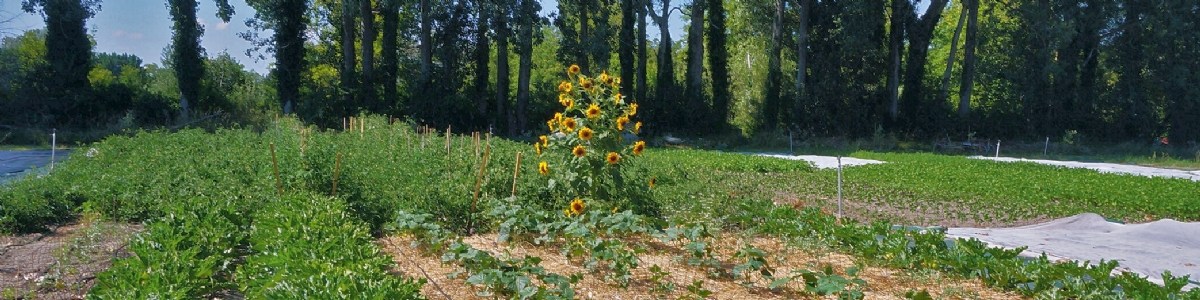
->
0;0;686;75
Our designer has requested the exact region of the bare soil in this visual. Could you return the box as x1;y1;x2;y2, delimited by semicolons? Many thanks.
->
0;218;139;299
380;233;1022;300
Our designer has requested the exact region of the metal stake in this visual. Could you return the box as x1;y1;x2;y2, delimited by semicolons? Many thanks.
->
836;156;843;221
50;129;56;172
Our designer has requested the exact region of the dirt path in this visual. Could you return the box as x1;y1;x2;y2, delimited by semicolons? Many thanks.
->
0;219;139;299
380;233;1020;300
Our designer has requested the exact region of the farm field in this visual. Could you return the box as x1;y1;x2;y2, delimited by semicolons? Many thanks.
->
1;116;1198;299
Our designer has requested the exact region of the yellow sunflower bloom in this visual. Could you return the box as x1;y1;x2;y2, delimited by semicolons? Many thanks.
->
561;117;577;132
559;93;572;105
558;81;573;93
606;152;620;165
535;142;543;155
634;121;642;133
616;116;630;131
579;127;594;141
569;198;586;216
538;161;550;175
649;177;656;189
539;135;549;147
585;103;602;119
572;145;587;157
554;112;564;123
633;140;646;156
613;77;621;87
614;93;623;104
628;103;638;116
562;98;575;110
546;119;557;132
580;77;593;91
568;64;581;75
598;72;610;85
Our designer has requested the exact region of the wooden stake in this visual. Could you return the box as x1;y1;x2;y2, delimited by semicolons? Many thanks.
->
299;129;307;157
332;152;343;196
470;141;492;235
445;126;452;156
511;151;522;197
270;143;282;195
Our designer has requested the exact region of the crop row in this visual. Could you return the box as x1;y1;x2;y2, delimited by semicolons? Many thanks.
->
725;198;1200;299
844;152;1200;223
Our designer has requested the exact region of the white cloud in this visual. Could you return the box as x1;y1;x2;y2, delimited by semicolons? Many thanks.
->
215;22;230;30
111;29;144;40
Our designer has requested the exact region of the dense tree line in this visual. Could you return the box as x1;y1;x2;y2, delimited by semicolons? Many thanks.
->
1;0;1197;147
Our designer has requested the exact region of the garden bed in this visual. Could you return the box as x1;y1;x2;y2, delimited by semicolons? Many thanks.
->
380;233;1020;299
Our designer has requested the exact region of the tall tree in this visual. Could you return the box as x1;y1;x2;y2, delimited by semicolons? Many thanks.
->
635;0;647;109
648;0;676;128
418;0;432;85
886;0;905;121
761;0;783;129
341;0;357;110
1111;0;1153;138
167;0;233;122
495;1;514;135
380;0;399;112
957;0;978;121
588;0;612;72
554;0;591;72
898;0;948;131
22;0;100;126
683;1;704;128
473;0;490;123
791;0;809;126
514;0;540;134
578;0;591;72
1158;0;1200;144
360;0;376;109
706;0;729;127
942;3;964;111
245;0;309;114
619;0;635;97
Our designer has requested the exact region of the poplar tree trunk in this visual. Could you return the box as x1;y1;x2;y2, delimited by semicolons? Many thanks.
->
648;0;675;128
887;0;904;121
419;0;432;85
942;5;965;104
360;0;376;109
496;11;513;136
636;0;648;107
763;0;783;129
684;1;705;124
341;0;357;110
516;0;534;135
381;0;398;111
899;0;948;130
620;0;636;96
474;6;490;123
958;0;979;119
707;0;730;128
792;0;809;125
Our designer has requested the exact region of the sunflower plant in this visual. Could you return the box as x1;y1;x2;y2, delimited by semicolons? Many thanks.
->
535;65;656;219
